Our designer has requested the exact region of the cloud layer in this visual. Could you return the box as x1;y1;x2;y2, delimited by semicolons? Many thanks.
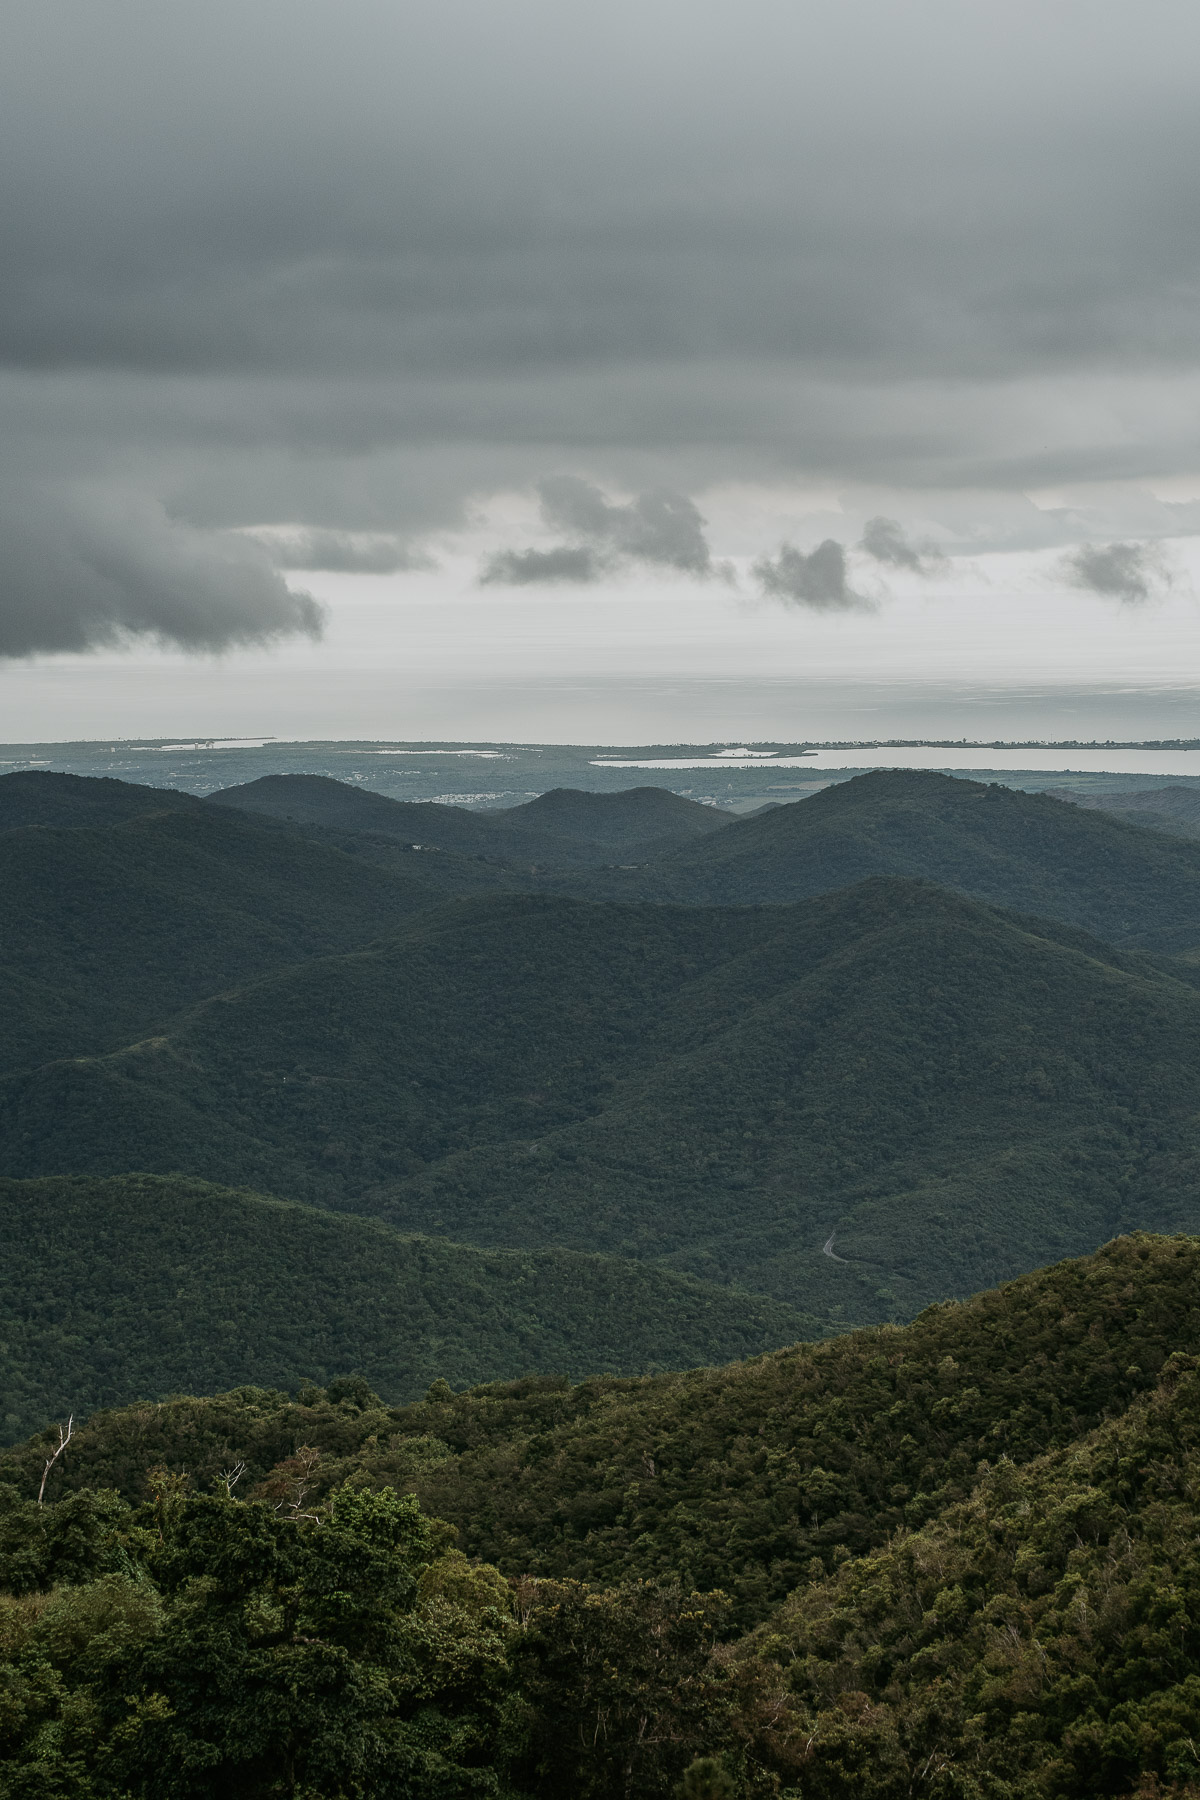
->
246;527;431;575
4;2;1200;654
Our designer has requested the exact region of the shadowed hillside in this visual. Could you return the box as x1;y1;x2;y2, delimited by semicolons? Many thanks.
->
1047;780;1200;840
0;769;198;830
7;879;1200;1320
500;784;731;852
0;1172;815;1444
6;1232;1194;1622
593;768;1200;948
0;774;529;1075
207;772;732;865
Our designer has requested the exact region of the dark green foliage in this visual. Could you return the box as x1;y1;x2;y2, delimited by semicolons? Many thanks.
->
510;1579;733;1799
1046;782;1200;841
6;1238;1200;1796
8;879;1200;1321
0;1174;817;1445
9;1234;1197;1628
747;1354;1200;1797
389;1233;1200;1624
675;1756;738;1800
497;785;732;856
602;768;1200;949
0;1483;518;1798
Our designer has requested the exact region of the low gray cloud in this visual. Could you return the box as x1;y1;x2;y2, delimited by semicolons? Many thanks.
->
1061;540;1172;604
860;515;947;575
538;478;713;574
246;527;433;574
480;477;716;586
0;488;324;658
480;545;608;585
753;539;872;611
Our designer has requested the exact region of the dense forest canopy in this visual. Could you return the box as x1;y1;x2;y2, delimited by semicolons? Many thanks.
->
2;1236;1199;1797
0;1173;815;1444
6;870;1200;1319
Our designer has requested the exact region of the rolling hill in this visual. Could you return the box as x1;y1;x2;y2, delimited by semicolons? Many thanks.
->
4;1231;1193;1617
0;768;199;830
0;1172;815;1444
0;776;530;1075
207;772;733;865
6;879;1200;1321
1047;780;1200;839
599;767;1200;948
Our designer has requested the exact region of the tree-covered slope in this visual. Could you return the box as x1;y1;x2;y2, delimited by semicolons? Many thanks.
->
0;791;524;1075
6;1237;1200;1797
6;880;1199;1320
745;1350;1200;1798
205;771;563;859
500;784;732;852
0;1173;815;1445
0;768;198;830
1048;780;1200;840
6;1233;1195;1625
604;768;1200;948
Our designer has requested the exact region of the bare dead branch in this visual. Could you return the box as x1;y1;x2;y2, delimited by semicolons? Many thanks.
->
217;1461;246;1497
37;1415;74;1507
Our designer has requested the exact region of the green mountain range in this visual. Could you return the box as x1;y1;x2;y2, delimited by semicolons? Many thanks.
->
7;750;1200;1797
590;766;1200;947
208;771;734;867
7;763;1200;1415
6;873;1200;1321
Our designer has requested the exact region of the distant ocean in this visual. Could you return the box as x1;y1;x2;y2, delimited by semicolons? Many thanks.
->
4;739;1200;810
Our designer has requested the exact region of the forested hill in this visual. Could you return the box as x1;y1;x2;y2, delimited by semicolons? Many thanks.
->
489;783;732;848
0;808;416;1075
9;1229;1186;1617
207;771;733;864
0;1173;814;1444
7;877;1200;1321
0;768;199;830
596;767;1200;947
1048;779;1200;839
5;1236;1200;1797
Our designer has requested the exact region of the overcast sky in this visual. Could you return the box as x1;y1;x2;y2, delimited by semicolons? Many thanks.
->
4;0;1200;741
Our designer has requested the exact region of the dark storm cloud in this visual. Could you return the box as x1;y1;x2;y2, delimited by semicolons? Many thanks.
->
1062;541;1172;604
4;0;1200;654
753;541;871;611
860;516;947;575
0;490;323;657
479;478;716;586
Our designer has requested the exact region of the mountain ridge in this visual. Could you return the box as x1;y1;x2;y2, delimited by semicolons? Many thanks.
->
7;876;1200;1321
0;1171;818;1444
